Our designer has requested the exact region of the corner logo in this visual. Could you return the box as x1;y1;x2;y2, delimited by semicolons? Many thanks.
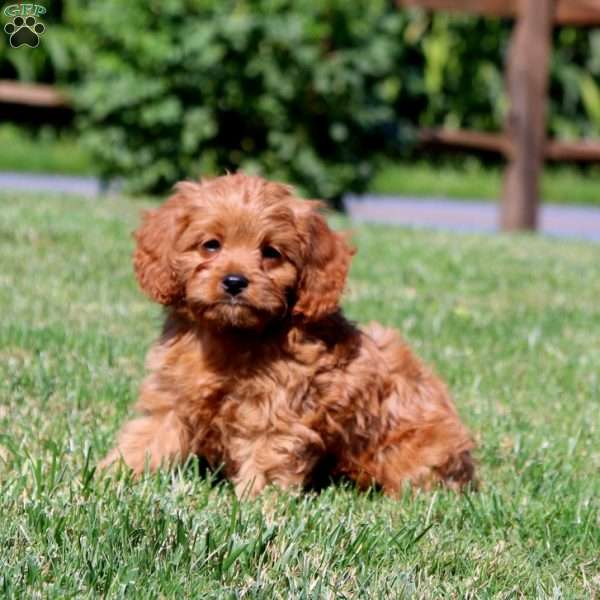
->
3;4;46;48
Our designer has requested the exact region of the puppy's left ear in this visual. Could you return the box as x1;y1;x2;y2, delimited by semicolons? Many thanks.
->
293;204;354;322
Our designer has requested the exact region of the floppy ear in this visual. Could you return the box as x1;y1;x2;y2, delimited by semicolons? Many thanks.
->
133;192;191;305
293;205;354;322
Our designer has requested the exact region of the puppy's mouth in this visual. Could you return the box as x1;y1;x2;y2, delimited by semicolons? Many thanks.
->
187;296;265;328
215;298;252;307
185;292;287;330
213;298;262;318
188;295;254;310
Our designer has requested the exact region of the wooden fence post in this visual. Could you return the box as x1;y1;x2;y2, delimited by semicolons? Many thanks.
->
501;0;556;231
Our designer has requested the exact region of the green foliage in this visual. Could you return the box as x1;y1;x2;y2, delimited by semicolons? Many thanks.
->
65;0;410;199
398;12;600;140
3;3;600;195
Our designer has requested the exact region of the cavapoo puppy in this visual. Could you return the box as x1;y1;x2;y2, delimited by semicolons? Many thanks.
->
101;173;475;496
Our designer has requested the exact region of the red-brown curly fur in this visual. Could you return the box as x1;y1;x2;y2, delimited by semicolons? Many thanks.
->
101;173;475;497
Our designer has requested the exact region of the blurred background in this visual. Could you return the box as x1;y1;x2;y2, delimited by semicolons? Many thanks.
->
1;0;600;228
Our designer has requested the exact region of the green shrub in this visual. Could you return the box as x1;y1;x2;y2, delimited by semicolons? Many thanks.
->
66;0;412;200
4;2;600;196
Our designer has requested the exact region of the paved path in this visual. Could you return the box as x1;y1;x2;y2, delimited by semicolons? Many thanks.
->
2;172;599;241
345;194;600;241
0;171;115;197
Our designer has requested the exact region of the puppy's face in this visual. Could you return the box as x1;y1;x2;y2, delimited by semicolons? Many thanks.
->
134;174;353;330
174;181;304;329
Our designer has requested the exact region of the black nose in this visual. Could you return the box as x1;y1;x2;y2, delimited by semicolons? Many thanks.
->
222;274;249;296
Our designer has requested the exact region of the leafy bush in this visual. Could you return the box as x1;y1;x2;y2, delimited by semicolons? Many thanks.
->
3;2;600;196
66;0;413;200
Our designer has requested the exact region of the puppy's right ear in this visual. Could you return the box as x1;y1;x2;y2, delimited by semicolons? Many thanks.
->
133;192;191;305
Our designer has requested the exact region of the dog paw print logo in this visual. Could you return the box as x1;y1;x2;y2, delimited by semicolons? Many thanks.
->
3;4;46;48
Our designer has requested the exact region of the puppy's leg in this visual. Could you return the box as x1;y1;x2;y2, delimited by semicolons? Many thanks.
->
231;431;324;499
359;323;475;492
99;411;191;475
364;418;474;494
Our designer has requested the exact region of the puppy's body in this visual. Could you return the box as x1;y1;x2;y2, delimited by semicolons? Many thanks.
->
102;174;474;496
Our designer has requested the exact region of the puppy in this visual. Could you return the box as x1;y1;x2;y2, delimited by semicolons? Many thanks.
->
101;173;475;497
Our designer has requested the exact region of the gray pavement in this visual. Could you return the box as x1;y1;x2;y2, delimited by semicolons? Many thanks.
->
0;171;117;197
345;194;600;242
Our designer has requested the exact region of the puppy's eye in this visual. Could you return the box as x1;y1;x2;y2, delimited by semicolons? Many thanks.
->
202;239;221;252
262;245;282;260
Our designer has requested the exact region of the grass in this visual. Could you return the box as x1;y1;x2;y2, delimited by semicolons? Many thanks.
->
371;160;600;206
1;191;599;598
0;124;93;176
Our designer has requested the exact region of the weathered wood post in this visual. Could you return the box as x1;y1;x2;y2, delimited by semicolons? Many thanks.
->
500;0;556;230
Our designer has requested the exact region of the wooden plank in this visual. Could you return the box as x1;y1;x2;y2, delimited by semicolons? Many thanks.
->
545;139;600;161
398;0;600;25
419;128;510;154
0;80;69;108
399;0;515;18
556;0;600;24
501;0;555;231
419;128;600;161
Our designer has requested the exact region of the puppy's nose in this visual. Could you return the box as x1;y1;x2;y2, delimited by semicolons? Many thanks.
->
222;274;249;296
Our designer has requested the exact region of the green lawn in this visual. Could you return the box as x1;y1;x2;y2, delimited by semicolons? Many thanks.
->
0;124;93;176
372;160;600;206
1;192;599;598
